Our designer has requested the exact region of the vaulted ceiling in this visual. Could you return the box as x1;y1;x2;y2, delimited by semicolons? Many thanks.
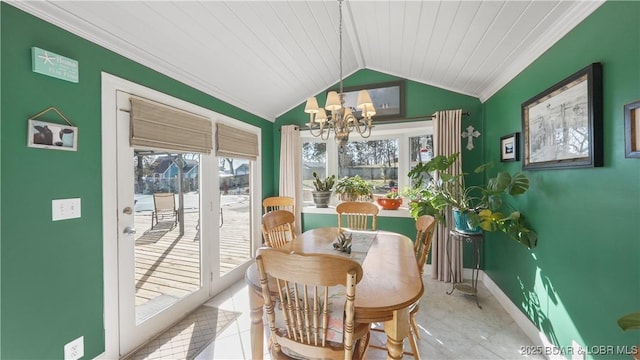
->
11;1;604;121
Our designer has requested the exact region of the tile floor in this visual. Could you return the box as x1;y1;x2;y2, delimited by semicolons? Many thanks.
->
185;273;546;360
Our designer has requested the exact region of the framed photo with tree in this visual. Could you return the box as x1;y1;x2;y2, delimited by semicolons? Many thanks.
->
521;63;603;170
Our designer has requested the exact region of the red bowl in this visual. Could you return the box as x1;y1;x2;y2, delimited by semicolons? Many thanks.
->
377;198;403;210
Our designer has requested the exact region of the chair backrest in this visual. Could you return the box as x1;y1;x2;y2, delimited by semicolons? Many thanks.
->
153;193;176;213
336;201;379;230
255;247;368;360
262;196;294;214
261;210;295;248
414;215;436;275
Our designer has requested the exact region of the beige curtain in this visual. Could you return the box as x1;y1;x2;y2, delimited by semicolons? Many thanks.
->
279;125;302;234
432;109;463;283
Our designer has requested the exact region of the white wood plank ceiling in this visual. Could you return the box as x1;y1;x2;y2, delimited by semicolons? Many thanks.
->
11;1;604;121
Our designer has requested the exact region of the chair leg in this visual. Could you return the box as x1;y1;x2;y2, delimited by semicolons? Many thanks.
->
408;326;421;360
410;314;420;339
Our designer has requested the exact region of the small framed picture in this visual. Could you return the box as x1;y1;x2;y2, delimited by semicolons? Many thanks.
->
500;132;519;162
624;99;640;158
28;119;78;151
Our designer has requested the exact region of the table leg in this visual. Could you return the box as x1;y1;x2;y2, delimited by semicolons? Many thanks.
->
249;286;265;360
384;307;410;359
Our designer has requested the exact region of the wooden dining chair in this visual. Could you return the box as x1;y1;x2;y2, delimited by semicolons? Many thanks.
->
262;196;295;214
255;247;371;360
407;214;437;358
336;201;379;230
369;215;435;359
261;210;295;248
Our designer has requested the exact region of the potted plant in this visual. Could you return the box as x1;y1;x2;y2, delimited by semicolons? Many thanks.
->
399;186;422;203
335;175;373;202
377;188;403;210
617;312;640;360
407;152;537;248
311;172;336;208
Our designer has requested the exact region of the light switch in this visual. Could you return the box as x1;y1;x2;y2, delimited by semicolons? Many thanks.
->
52;198;81;221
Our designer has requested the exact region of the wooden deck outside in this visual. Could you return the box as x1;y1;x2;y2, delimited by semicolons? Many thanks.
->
133;204;252;311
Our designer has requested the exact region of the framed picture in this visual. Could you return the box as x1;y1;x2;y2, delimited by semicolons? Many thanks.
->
332;80;405;120
500;132;519;162
624;99;640;158
28;119;78;151
522;63;603;170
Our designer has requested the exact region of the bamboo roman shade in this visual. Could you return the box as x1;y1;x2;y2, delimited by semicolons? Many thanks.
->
216;123;259;160
129;97;213;153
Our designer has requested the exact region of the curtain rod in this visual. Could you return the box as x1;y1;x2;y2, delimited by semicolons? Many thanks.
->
277;125;299;132
295;111;471;130
402;111;471;121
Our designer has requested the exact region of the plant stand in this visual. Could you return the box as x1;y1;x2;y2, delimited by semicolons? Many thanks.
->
446;230;483;309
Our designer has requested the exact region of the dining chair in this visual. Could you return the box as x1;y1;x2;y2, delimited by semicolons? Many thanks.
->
336;201;379;230
262;196;294;214
369;215;435;359
255;247;371;360
408;214;437;358
261;210;295;248
151;192;178;230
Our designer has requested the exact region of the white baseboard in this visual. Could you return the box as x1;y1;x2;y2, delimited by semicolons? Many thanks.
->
423;264;566;360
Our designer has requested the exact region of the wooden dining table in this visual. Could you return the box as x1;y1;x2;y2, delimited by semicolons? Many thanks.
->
245;227;424;359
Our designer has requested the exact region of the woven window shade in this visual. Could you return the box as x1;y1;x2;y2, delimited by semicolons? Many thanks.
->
216;123;259;160
129;97;212;153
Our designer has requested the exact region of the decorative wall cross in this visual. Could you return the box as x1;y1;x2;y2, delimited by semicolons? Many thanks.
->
461;125;481;150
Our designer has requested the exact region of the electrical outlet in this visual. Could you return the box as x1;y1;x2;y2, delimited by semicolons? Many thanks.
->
64;336;84;360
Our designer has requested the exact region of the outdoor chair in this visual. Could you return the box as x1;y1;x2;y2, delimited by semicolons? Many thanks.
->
336;201;379;230
151;192;178;230
255;247;371;360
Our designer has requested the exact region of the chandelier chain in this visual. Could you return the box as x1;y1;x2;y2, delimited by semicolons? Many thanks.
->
339;0;344;95
303;0;374;147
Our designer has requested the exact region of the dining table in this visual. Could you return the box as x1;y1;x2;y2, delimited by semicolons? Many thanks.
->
245;227;424;360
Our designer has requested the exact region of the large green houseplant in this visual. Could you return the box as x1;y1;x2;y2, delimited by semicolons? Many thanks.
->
407;152;537;248
335;175;373;202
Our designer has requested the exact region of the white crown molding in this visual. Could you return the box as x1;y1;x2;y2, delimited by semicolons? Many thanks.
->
7;1;276;122
477;0;605;103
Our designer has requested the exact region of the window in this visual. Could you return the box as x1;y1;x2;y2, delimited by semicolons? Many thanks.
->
302;142;327;201
301;121;433;206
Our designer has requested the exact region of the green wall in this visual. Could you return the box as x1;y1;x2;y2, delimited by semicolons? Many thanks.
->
302;213;418;241
482;1;640;356
0;3;274;358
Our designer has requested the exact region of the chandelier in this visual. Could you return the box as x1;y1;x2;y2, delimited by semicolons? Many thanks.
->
304;0;375;147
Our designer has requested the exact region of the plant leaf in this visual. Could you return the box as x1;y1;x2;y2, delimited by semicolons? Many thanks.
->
508;172;530;195
618;313;640;331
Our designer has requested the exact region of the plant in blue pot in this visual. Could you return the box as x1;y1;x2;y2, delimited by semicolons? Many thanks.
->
407;152;537;248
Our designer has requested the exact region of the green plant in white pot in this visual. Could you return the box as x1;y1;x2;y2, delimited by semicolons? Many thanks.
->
311;172;335;208
407;152;537;248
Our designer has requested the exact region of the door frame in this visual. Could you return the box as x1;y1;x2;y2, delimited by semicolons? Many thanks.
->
99;72;262;359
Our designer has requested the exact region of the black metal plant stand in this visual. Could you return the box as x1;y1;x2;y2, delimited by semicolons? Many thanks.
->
446;230;483;308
